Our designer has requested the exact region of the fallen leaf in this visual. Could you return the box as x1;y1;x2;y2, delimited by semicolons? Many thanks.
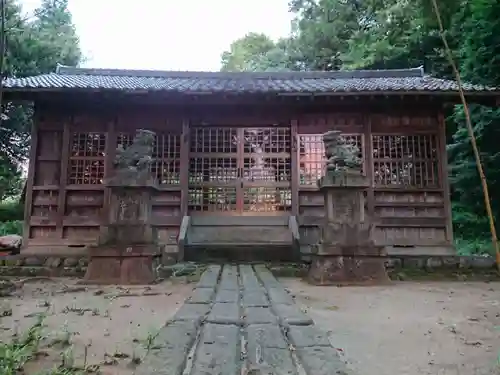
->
325;305;339;311
464;340;482;346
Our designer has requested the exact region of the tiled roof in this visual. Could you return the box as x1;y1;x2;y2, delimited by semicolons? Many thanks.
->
3;65;498;95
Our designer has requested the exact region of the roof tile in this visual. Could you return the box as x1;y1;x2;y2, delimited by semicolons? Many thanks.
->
3;66;498;95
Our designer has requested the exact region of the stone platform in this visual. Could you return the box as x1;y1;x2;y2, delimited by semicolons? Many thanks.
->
136;264;354;375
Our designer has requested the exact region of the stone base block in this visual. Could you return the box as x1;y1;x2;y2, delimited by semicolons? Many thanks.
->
307;255;389;285
82;255;158;285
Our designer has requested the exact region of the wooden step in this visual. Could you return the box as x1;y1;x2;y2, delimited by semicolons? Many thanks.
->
181;215;301;262
184;244;295;262
188;225;292;245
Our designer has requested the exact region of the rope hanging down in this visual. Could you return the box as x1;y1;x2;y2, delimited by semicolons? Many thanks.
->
430;0;500;270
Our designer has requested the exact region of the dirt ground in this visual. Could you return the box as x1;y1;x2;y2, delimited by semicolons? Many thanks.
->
1;277;499;375
282;279;500;375
0;277;193;375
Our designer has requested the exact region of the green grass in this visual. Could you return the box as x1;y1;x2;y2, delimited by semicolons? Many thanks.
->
0;313;94;375
1;313;45;375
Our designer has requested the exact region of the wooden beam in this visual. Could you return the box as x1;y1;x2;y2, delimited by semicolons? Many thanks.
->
438;111;454;244
102;117;116;226
55;119;71;238
22;109;39;245
291;119;299;216
20;91;448;111
180;119;190;216
364;115;375;220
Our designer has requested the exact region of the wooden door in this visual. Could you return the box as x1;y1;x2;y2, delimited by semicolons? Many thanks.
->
188;126;292;215
239;127;292;215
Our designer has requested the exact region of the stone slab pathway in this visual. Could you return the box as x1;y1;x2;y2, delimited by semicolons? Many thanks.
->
137;264;353;375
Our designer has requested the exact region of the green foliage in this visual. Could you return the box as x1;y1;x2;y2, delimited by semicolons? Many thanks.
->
0;157;23;201
454;237;494;256
221;33;293;72
0;220;22;236
0;0;82;201
0;200;23;222
0;201;23;236
220;0;463;75
447;0;500;244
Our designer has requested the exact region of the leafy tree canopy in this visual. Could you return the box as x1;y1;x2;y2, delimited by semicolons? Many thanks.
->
0;0;81;201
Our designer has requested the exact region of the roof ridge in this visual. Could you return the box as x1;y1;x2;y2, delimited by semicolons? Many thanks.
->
54;65;425;80
6;66;496;95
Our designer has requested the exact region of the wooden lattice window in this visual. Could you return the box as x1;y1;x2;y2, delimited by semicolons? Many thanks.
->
68;132;106;185
188;186;237;213
116;132;181;185
372;134;439;188
299;133;363;186
188;127;292;213
152;134;181;185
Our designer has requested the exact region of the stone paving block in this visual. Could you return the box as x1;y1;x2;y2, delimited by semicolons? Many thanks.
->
296;346;352;375
155;320;199;349
215;288;239;303
247;324;287;349
274;304;313;326
186;287;215;304
172;303;210;325
190;323;240;375
219;265;239;290
254;265;281;288
242;290;269;307
268;287;295;305
135;321;198;375
287;325;332;348
206;302;241;325
196;265;221;288
239;264;262;290
244;306;278;325
246;324;297;375
246;348;298;375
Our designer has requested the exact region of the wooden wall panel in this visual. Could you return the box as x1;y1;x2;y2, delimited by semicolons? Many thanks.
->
25;111;64;247
296;111;451;250
371;113;447;246
26;106;184;251
25;101;452;253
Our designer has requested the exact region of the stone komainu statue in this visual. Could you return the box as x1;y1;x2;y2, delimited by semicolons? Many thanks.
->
323;130;362;172
114;129;156;180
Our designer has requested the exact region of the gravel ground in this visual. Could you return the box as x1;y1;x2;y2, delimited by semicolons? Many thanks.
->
0;277;193;375
1;276;499;375
282;279;500;375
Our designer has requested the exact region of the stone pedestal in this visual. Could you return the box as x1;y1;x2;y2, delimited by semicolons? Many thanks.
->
307;248;388;285
82;184;162;285
82;129;161;285
306;130;388;285
84;245;159;285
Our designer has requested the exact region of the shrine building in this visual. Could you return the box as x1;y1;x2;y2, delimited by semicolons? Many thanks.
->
3;66;499;261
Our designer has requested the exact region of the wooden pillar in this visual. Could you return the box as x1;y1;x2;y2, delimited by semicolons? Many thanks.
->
55;119;71;238
363;115;375;219
180;119;190;216
291;119;299;216
438;111;453;243
22;111;39;245
102;118;117;224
